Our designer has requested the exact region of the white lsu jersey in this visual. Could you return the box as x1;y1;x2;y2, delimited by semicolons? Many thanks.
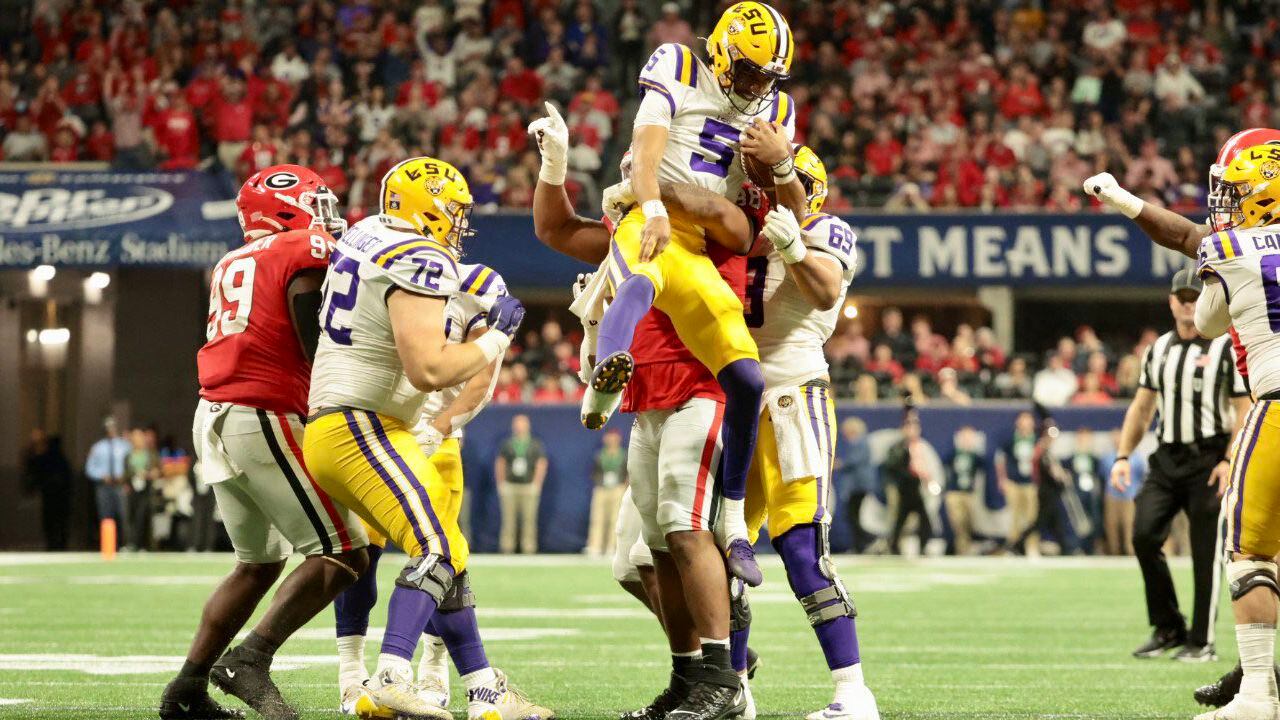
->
634;43;797;200
417;263;507;438
1198;226;1280;396
748;212;858;389
309;215;463;425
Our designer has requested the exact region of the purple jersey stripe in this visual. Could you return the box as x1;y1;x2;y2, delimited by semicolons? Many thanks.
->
1227;229;1243;257
464;311;488;335
1212;233;1226;260
610;239;633;279
461;265;484;289
1233;402;1267;550
366;412;451;558
474;268;497;295
402;245;459;275
343;411;431;552
674;47;686;85
370;237;424;265
805;387;826;523
639;79;676;116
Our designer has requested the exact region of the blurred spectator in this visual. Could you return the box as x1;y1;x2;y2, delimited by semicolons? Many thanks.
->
835;417;875;554
885;410;932;555
1033;354;1078;407
585;429;627;556
125;427;158;552
1070;428;1105;554
649;3;693;48
1014;415;1073;556
1071;372;1114;405
945;425;984;556
22;429;72;551
5;113;49;160
496;414;546;554
85;418;130;550
996;411;1037;554
873;308;915;368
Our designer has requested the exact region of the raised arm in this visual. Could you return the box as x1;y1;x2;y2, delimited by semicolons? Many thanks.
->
1084;172;1207;259
389;291;523;392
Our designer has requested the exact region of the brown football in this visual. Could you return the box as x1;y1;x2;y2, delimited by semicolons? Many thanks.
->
741;148;783;193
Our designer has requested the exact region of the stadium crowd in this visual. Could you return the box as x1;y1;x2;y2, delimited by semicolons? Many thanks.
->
1;0;1270;215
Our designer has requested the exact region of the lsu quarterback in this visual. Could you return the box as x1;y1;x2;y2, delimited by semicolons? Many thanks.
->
1085;129;1280;709
581;1;808;587
529;101;767;719
1192;144;1280;720
741;147;878;720
303;157;548;720
331;259;545;720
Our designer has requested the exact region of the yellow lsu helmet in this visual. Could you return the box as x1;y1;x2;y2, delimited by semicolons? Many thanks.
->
794;145;828;215
706;2;793;111
1219;143;1280;230
380;157;475;247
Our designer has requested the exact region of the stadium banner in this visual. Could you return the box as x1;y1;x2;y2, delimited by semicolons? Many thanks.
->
0;168;237;268
457;402;1127;554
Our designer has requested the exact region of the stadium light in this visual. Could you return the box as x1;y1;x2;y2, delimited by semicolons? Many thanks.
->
842;303;858;319
38;328;71;345
87;272;111;290
25;329;37;343
31;265;56;282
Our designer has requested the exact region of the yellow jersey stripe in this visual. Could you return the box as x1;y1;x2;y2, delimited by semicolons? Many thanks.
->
376;239;455;268
1218;231;1236;259
465;267;494;294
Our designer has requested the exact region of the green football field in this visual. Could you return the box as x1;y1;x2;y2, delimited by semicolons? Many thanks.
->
0;552;1236;719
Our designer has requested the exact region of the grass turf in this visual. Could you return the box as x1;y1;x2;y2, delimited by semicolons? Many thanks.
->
0;552;1235;719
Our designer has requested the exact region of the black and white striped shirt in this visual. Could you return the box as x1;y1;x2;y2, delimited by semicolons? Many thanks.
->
1138;331;1249;445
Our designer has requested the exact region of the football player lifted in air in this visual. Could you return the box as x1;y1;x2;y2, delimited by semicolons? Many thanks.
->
529;103;763;719
1085;130;1280;708
303;157;548;720
579;0;807;588
738;144;879;720
1192;143;1280;720
161;165;370;720
332;260;544;720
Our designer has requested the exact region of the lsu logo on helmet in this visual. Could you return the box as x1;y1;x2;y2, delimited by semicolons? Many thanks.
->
379;157;475;248
1218;143;1280;230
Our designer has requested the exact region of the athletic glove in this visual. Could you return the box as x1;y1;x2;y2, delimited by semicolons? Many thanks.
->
1083;172;1144;219
475;295;525;363
762;207;806;264
572;272;594;302
601;180;635;226
416;423;445;459
527;101;569;185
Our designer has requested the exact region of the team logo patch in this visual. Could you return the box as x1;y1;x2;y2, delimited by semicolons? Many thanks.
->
727;19;744;35
778;396;793;408
388;191;401;210
424;177;446;195
263;171;300;190
1262;160;1280;180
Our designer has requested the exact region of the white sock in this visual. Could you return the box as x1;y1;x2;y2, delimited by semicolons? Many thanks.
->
721;498;746;535
832;664;865;703
462;667;498;692
418;634;448;682
1238;624;1278;700
375;653;413;681
337;635;367;683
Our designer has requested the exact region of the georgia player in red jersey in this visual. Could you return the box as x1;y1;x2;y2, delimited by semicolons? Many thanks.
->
1085;131;1280;710
161;165;369;720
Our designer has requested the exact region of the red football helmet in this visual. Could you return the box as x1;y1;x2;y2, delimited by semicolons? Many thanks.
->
1209;128;1280;231
235;164;346;242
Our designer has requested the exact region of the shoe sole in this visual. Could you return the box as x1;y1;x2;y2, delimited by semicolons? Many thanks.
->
583;353;634;430
1176;654;1220;663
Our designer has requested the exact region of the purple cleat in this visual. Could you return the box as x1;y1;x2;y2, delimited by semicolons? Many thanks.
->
725;539;763;587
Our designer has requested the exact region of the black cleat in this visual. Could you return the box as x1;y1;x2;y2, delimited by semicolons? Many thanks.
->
1132;627;1186;658
159;678;245;720
210;646;298;720
620;673;690;720
1195;663;1280;707
745;647;760;680
665;680;744;720
1173;643;1218;663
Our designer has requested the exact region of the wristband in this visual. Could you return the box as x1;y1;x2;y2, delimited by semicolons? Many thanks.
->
474;331;511;363
642;200;667;219
771;155;795;177
776;235;807;264
1114;455;1129;463
773;168;798;186
1108;186;1144;219
538;157;566;186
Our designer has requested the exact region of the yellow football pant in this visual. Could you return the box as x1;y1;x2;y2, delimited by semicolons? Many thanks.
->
360;437;464;549
303;410;469;573
607;207;758;374
746;386;838;544
1225;400;1280;557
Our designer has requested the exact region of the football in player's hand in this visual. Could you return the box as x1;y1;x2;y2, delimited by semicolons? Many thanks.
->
741;151;777;194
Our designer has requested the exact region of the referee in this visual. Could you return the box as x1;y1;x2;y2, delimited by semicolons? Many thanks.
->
1111;269;1250;662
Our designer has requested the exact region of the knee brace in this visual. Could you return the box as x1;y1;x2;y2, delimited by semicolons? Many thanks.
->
1229;559;1280;602
438;569;476;612
730;579;752;632
395;554;454;604
777;524;857;627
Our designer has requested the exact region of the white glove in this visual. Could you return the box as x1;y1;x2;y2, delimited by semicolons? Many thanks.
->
527;101;568;185
601;179;635;226
416;423;445;459
1083;172;1143;219
572;272;594;301
763;207;806;264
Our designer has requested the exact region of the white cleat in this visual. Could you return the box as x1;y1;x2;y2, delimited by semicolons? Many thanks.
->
340;680;372;716
467;668;556;720
417;635;451;708
365;666;452;720
1195;696;1280;720
415;676;450;711
737;675;757;720
806;685;880;720
581;351;633;430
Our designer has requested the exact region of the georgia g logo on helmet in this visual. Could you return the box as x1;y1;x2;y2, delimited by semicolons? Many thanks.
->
263;171;300;190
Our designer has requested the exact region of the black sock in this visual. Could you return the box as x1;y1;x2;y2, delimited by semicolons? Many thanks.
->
178;660;212;681
242;630;281;658
672;654;698;678
700;642;731;673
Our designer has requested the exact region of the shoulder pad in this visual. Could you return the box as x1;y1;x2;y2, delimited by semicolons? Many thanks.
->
373;235;461;297
766;92;796;134
800;213;857;272
1199;229;1242;265
458;264;507;298
641;43;700;93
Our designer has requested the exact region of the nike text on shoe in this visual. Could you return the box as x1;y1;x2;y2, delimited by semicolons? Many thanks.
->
467;668;555;720
582;351;634;430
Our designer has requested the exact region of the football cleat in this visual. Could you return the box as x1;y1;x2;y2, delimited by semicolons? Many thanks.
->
666;680;744;720
1131;627;1186;658
620;673;690;720
159;677;246;720
365;666;451;720
1175;644;1219;663
417;635;450;708
467;668;554;720
415;676;450;711
737;676;756;720
724;539;763;588
1193;695;1280;720
210;646;297;720
745;648;761;680
1197;665;1280;708
581;351;633;430
805;685;881;720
